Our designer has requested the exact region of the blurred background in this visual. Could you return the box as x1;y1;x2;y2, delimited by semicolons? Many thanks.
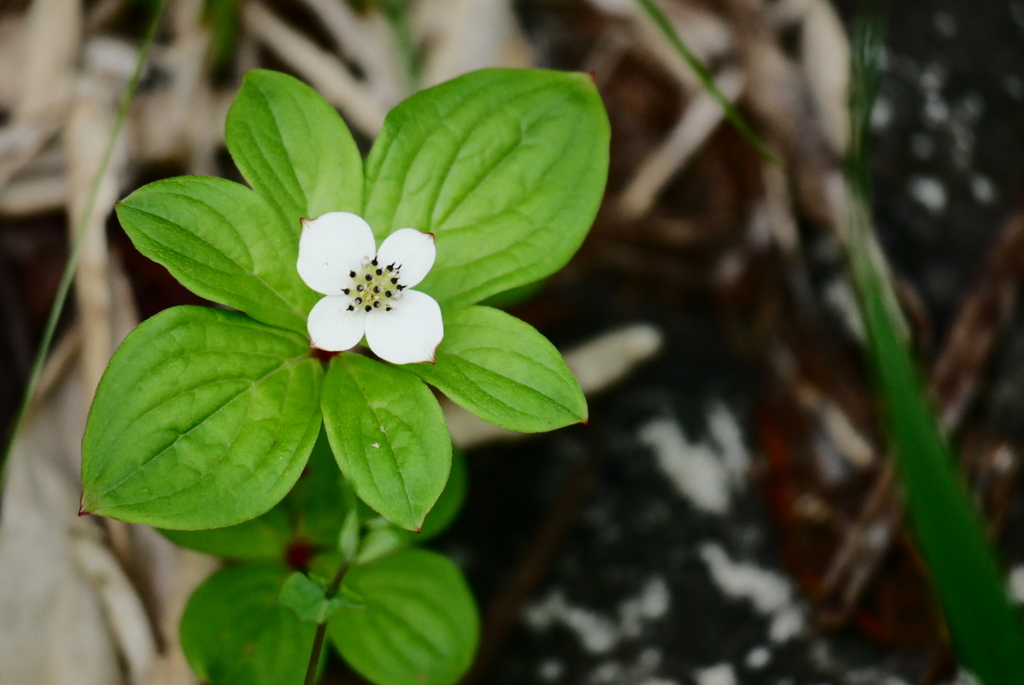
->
1;0;1023;683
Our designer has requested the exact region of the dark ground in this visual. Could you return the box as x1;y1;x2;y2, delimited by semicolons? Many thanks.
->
428;3;1024;685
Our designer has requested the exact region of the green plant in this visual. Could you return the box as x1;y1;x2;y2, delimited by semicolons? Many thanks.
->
80;68;609;684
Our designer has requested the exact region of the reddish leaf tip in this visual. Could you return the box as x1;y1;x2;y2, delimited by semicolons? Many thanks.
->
311;347;338;362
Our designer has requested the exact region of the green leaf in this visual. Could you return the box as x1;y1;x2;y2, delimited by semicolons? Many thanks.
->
363;68;609;309
181;563;314;685
287;427;349;547
159;504;292;560
355;526;408;565
350;447;467;560
329;549;479;685
407;306;586;432
160;428;349;559
321;354;451;531
279;571;358;623
81;306;323;529
116;176;317;333
226;69;363;228
478;279;546;309
338;506;361;563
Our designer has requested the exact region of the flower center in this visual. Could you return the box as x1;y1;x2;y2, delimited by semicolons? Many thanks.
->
342;256;406;313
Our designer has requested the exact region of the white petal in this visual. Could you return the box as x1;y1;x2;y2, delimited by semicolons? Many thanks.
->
298;212;376;295
308;296;367;352
376;228;436;288
364;290;443;364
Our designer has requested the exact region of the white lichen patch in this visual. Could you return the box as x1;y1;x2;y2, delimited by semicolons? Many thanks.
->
1009;564;1024;605
589;662;624;684
525;592;620;654
699;543;792;613
933;11;957;37
698;543;806;644
970;174;997;205
538;658;565;683
871;96;893;131
745;646;771;670
524;577;672;655
640;419;730;514
693;663;737;685
896;55;984;171
943;669;982;685
769;606;806;643
822;276;865;341
922;93;949;127
845;668;911;685
707;403;750;481
638;404;748;516
908;176;947;214
619;577;671;638
587;649;679;685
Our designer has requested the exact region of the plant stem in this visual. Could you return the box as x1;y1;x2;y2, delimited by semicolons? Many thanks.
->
634;0;777;165
377;0;420;92
303;562;350;685
0;0;168;488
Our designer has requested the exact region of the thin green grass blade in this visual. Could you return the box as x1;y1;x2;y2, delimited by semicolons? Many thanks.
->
206;0;239;70
0;0;169;487
634;0;777;165
374;0;420;91
844;16;1024;684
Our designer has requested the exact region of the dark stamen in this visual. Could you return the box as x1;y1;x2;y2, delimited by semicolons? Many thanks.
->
354;297;362;304
373;302;381;308
342;288;350;295
356;285;364;292
371;258;378;266
347;305;354;311
373;286;381;293
364;305;372;312
397;284;406;291
385;290;392;297
390;277;398;284
375;268;383;275
386;306;392;311
365;274;372;281
349;270;356;278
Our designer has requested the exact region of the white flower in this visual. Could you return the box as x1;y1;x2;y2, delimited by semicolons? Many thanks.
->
297;212;443;364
